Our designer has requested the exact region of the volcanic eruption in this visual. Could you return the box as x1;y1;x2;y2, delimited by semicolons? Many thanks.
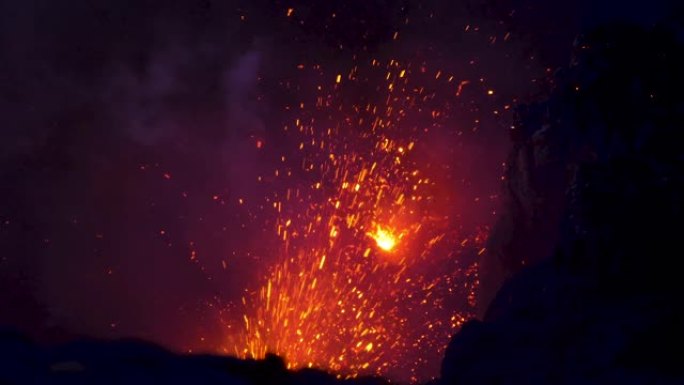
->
223;57;494;382
9;1;682;385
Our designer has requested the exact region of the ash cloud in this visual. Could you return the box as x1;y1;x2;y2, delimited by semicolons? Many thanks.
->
0;0;277;348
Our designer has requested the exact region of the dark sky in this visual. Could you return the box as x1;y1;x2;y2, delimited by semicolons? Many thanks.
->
0;0;680;370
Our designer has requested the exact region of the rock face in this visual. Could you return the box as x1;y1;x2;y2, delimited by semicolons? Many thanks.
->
0;329;390;385
442;24;684;385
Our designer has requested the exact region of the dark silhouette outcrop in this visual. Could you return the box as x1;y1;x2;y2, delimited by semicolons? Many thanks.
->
443;23;684;385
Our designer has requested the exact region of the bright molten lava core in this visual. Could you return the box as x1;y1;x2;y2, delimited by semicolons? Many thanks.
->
369;225;398;252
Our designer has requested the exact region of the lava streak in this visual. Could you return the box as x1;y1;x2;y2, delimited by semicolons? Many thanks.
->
225;58;485;383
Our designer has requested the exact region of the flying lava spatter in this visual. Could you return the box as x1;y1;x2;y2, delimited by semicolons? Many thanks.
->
222;57;488;383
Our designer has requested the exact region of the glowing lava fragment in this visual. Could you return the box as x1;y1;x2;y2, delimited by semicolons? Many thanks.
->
369;225;397;252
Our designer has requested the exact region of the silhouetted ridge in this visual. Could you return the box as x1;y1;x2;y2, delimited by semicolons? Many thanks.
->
442;23;684;385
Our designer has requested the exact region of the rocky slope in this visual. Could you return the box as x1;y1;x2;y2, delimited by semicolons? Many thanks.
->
442;23;684;385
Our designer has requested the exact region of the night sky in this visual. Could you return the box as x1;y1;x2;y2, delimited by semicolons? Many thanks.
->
0;0;680;382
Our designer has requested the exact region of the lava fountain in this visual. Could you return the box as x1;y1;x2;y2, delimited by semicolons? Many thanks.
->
224;58;487;383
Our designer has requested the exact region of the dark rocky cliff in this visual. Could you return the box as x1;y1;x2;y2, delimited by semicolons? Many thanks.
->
442;24;684;385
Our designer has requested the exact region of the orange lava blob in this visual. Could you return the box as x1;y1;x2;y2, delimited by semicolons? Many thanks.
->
369;225;398;252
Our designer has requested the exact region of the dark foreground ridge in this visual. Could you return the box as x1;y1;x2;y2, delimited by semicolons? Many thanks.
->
0;330;390;385
3;22;684;385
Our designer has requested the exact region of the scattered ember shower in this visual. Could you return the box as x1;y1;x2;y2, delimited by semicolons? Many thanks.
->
223;59;490;382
